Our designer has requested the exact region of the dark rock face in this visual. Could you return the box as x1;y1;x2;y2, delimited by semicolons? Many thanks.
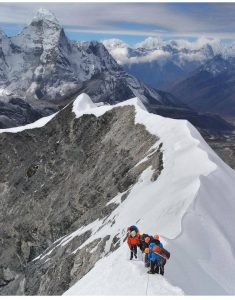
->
0;98;55;128
202;131;235;170
0;104;163;295
72;72;134;105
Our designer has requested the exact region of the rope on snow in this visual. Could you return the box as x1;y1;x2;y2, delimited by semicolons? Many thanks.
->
145;273;150;295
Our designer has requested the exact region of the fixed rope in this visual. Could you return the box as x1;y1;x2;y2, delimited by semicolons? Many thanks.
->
145;273;150;295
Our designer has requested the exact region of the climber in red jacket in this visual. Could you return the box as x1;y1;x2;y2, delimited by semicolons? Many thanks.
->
127;229;140;260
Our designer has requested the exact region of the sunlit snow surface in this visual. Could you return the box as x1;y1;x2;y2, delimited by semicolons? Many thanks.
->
65;246;183;295
3;93;235;295
0;113;57;133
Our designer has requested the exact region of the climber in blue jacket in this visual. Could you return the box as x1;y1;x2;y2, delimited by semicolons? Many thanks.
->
147;235;166;275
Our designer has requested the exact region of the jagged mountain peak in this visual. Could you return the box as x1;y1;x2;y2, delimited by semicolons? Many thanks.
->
31;8;61;27
11;7;63;49
201;54;231;75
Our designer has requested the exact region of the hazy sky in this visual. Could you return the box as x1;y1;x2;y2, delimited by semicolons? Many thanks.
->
1;2;235;44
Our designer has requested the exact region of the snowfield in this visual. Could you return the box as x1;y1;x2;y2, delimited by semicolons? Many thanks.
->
2;93;235;295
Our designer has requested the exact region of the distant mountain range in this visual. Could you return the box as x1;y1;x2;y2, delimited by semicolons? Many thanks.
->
103;37;235;118
102;37;222;90
0;9;233;132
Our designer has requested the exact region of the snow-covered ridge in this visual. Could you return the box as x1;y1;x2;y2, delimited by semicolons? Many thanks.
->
4;93;235;295
66;94;235;295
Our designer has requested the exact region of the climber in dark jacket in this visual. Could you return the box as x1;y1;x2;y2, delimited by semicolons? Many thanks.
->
139;233;149;252
139;234;150;267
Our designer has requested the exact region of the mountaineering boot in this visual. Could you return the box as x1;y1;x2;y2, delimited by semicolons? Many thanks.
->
155;267;159;274
145;261;150;268
147;270;155;274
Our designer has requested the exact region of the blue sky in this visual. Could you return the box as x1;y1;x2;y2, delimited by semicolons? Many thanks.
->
1;3;235;45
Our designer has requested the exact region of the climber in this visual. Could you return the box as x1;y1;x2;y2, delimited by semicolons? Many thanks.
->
127;229;140;260
147;235;166;275
139;234;152;267
153;234;161;244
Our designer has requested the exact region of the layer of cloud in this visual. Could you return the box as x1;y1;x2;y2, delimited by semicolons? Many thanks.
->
102;37;223;65
1;3;235;40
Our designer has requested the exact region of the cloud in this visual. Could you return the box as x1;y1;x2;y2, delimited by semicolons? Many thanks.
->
129;50;172;65
102;36;223;66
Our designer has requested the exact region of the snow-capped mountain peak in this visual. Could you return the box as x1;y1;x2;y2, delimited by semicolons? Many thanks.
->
134;37;165;50
102;38;129;50
11;8;63;51
31;8;61;27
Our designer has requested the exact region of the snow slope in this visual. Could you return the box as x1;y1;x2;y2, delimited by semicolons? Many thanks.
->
0;112;57;133
62;94;235;295
65;246;183;295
